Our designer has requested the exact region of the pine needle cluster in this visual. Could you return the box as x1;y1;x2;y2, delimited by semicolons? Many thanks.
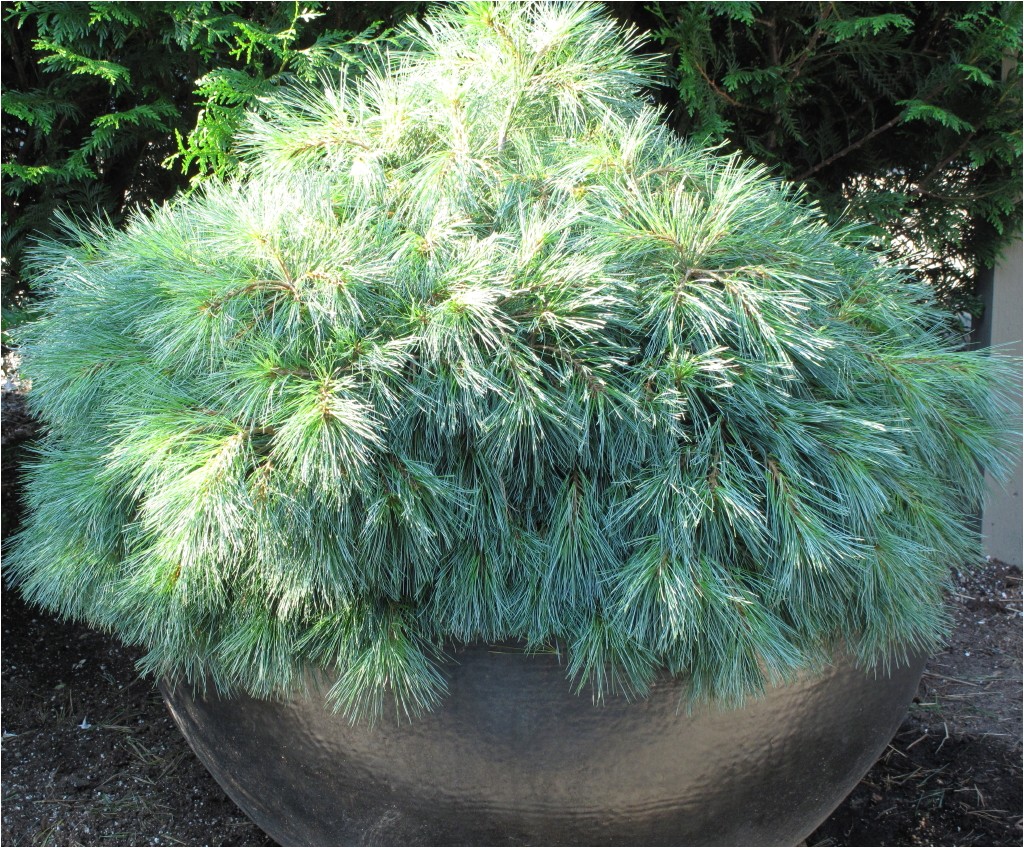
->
8;1;1018;721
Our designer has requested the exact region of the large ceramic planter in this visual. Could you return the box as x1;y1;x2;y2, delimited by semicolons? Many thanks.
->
162;645;925;846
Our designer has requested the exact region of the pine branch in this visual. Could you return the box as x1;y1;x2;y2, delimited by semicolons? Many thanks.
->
7;0;1019;721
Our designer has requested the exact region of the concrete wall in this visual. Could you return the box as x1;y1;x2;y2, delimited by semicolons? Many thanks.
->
978;238;1023;566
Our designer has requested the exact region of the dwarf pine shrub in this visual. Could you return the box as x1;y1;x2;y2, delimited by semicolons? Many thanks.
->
9;2;1018;720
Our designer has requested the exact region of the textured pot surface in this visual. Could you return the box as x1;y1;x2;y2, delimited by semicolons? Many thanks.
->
162;647;925;846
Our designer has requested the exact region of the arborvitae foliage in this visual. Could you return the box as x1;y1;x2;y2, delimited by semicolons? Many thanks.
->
650;2;1023;314
8;2;1018;721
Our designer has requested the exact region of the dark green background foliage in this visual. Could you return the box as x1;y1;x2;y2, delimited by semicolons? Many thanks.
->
650;1;1023;313
1;0;421;329
2;1;1021;329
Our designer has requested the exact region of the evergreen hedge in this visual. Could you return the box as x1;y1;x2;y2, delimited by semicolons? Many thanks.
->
8;2;1017;721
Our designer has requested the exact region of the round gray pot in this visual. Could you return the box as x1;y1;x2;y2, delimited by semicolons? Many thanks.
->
161;645;925;846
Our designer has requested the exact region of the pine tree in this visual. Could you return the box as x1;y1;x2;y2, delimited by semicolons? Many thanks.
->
8;1;1018;722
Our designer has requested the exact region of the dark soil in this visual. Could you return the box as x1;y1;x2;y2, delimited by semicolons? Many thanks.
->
810;556;1023;847
1;585;275;848
2;390;1021;847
